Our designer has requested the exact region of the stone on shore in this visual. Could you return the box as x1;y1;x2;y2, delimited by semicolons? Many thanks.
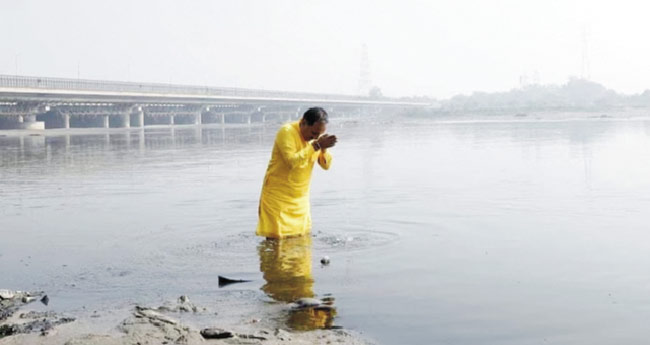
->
200;327;234;339
118;306;202;344
0;290;16;300
133;307;178;325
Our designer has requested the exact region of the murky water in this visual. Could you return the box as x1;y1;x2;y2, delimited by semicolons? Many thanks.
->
2;115;650;344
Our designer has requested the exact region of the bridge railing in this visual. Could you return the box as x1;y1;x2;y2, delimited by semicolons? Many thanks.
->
0;74;365;101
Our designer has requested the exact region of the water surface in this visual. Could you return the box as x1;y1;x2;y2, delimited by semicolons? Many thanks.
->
2;115;650;344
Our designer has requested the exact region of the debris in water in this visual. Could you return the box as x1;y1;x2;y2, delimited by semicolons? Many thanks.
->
294;297;322;308
218;275;251;287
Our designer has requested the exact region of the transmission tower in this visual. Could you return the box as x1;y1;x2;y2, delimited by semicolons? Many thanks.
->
358;44;372;96
581;27;591;80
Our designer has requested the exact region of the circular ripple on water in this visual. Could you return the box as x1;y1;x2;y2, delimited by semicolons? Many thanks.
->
312;229;400;253
169;229;399;263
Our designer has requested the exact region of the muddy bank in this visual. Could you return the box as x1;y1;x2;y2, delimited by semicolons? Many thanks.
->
0;290;375;345
0;290;74;338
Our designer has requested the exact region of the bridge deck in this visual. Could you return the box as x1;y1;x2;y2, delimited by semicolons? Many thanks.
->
0;75;425;106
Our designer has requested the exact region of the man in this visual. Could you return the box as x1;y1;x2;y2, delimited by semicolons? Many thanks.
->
256;107;337;239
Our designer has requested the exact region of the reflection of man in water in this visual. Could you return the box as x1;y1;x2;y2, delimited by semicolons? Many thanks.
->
259;236;314;302
256;107;337;239
258;236;336;330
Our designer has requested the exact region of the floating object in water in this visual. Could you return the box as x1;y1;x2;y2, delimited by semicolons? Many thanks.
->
218;275;252;287
40;295;49;306
320;256;330;265
295;297;322;308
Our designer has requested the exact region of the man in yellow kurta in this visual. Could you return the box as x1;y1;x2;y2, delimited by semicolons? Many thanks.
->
256;107;337;239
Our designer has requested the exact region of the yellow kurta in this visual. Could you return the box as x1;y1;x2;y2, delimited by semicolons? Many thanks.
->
256;121;332;238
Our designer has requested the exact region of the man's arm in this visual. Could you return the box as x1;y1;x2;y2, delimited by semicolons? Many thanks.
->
318;149;332;170
276;127;315;169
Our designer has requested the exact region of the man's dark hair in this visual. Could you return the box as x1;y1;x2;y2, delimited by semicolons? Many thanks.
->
302;107;328;126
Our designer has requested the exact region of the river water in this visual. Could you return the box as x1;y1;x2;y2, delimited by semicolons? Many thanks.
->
2;114;650;344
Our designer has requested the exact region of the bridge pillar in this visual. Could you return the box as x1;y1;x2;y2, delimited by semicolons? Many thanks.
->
247;114;251;125
102;115;109;128
63;113;70;129
194;112;202;125
220;113;225;126
169;115;175;125
131;111;144;128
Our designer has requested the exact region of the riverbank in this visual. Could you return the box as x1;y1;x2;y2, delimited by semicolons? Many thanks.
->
0;289;375;345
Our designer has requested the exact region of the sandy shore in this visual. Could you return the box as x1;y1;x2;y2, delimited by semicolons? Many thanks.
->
0;290;375;345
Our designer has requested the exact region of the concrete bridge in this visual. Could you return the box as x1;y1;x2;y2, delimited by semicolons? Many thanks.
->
0;75;427;130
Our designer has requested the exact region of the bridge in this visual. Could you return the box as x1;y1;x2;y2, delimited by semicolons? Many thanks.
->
0;75;427;130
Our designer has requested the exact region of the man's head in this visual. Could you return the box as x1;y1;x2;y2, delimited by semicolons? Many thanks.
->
299;107;328;141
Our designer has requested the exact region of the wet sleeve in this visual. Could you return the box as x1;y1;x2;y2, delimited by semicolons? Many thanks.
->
276;127;315;169
318;150;332;170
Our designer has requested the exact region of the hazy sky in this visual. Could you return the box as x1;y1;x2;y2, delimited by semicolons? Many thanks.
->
2;0;649;98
